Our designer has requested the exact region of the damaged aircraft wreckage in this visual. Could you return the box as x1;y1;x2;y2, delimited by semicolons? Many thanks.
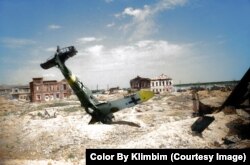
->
41;45;250;135
191;67;250;134
40;46;154;124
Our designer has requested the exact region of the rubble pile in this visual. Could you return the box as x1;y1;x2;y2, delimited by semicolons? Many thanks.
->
0;90;249;165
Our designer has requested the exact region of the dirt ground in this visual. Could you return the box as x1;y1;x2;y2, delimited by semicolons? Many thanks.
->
0;90;249;165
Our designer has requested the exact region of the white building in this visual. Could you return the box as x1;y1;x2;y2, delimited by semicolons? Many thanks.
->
150;74;173;93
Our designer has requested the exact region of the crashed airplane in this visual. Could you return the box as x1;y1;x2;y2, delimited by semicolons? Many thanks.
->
40;46;154;124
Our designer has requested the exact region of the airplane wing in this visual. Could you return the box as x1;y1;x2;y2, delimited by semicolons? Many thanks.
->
96;90;154;115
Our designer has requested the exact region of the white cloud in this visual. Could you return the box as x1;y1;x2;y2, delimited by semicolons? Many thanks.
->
1;38;236;89
1;37;36;48
48;24;62;30
63;39;197;88
106;22;115;28
116;0;188;41
43;73;56;78
122;5;152;21
76;37;102;44
76;39;185;66
110;40;184;65
154;0;187;12
123;7;144;17
116;5;154;41
2;39;187;87
71;39;188;79
85;45;104;56
45;47;57;52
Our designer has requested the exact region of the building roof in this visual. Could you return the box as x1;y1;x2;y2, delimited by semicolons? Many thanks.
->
32;77;43;80
0;85;30;90
130;76;150;82
151;74;172;80
43;80;58;84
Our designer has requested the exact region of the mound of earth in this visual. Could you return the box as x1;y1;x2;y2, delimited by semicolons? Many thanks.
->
0;90;249;165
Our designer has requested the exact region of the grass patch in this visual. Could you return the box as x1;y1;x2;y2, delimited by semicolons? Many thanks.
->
62;106;83;113
37;112;43;117
47;102;71;107
34;101;71;109
19;101;78;116
68;153;75;159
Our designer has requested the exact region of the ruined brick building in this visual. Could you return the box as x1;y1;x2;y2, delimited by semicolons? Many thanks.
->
0;85;30;101
130;76;151;90
29;77;72;102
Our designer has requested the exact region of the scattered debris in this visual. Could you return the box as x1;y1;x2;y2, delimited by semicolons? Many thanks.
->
192;91;217;117
191;116;215;134
0;87;249;164
222;135;241;145
236;109;250;119
190;67;250;134
220;67;250;110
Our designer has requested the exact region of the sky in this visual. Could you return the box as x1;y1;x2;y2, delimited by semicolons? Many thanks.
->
0;0;249;89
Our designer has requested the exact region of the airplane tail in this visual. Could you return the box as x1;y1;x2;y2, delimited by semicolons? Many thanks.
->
40;46;77;69
138;90;154;102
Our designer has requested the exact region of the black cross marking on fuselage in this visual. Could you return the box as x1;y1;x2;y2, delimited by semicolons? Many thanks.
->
128;96;141;105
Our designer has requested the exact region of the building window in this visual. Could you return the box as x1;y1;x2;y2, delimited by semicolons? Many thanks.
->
36;95;41;100
45;94;49;101
63;84;67;90
36;86;40;91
